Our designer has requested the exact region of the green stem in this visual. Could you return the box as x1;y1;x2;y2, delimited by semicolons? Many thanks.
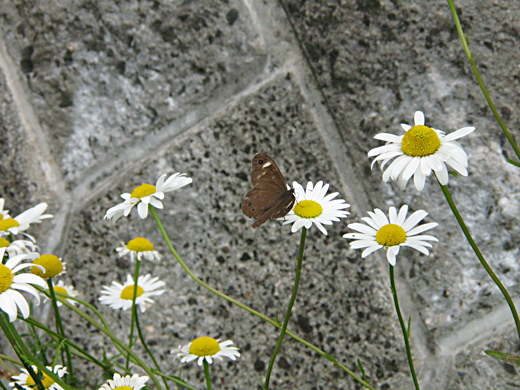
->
153;370;200;390
149;207;375;390
135;310;170;390
47;279;75;384
54;296;163;390
264;227;307;390
126;260;141;372
203;360;212;390
439;183;520;341
447;0;520;162
0;313;71;390
389;264;420;390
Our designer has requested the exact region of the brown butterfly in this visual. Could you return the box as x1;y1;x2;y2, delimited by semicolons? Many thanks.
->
241;153;296;228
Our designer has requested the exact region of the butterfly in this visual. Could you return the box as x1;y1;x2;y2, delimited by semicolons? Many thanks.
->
241;153;296;228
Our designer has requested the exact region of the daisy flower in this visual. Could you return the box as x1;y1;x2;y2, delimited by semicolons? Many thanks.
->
283;181;349;235
368;111;475;191
116;237;161;262
99;274;165;312
0;203;53;240
31;255;66;279
343;205;438;265
99;373;149;390
0;238;39;258
44;280;79;307
10;365;67;390
0;252;45;321
175;337;240;366
104;172;192;221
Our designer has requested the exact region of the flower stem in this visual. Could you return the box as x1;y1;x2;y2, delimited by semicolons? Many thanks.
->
126;260;141;372
135;310;170;390
264;227;307;390
439;183;520;341
47;279;75;384
203;360;212;390
389;264;421;390
446;0;520;162
149;207;375;390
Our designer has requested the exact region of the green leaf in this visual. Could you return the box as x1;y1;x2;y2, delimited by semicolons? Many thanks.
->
448;170;459;178
485;350;520;365
357;358;369;384
407;316;412;339
506;158;520;167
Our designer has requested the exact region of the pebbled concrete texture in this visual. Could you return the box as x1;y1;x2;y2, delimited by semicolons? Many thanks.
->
1;0;520;389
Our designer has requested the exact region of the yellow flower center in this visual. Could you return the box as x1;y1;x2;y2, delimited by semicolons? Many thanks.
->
127;237;154;252
53;286;68;296
113;387;133;390
0;264;14;294
25;369;55;389
375;224;407;247
0;218;19;233
189;337;220;357
293;200;323;219
0;237;9;248
401;125;441;157
120;285;144;300
31;255;63;279
130;184;156;199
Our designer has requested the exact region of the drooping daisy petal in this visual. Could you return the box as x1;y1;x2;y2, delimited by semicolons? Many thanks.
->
344;205;437;265
116;237;161;262
43;280;79;307
175;337;240;367
283;181;349;236
369;111;475;191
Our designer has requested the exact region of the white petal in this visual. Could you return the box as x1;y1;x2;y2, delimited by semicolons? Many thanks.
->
347;223;377;235
413;168;426;191
414;111;425;126
350;240;379;249
434;163;449;185
388;207;398;224
443;127;475;141
5;290;29;319
396;205;408;226
402;210;428;231
401;123;411;132
401;243;430;255
406;222;438;236
387;246;400;265
374;209;390;226
0;292;18;321
362;245;383;258
137;202;149;219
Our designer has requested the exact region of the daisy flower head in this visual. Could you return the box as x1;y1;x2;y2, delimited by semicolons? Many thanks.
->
283;181;350;235
0;252;45;321
44;280;79;307
31;255;66;279
116;237;161;262
368;111;476;191
0;203;53;240
343;205;438;266
175;337;240;366
99;274;165;312
99;373;149;390
10;365;67;390
104;172;192;221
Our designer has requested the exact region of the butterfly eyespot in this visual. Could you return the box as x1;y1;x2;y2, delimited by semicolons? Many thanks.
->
258;160;264;164
251;208;255;211
248;202;252;206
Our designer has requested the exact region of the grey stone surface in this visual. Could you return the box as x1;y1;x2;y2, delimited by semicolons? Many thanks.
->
1;0;520;389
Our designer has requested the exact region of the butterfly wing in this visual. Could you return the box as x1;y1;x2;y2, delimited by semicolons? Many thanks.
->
250;153;288;192
242;153;296;228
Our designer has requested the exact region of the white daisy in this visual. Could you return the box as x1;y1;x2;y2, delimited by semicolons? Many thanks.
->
116;237;161;262
0;252;45;322
0;203;53;240
44;280;79;307
368;111;475;191
99;274;165;312
283;181;350;235
31;255;66;279
104;172;192;221
0;238;39;257
175;337;240;366
99;373;149;390
343;205;438;266
9;365;67;390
